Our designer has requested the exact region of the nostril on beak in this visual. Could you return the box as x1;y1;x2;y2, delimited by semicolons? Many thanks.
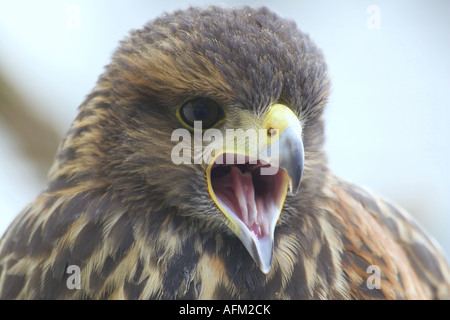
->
267;127;277;137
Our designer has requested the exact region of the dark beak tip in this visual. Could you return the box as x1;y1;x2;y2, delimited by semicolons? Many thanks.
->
287;169;302;196
278;126;304;197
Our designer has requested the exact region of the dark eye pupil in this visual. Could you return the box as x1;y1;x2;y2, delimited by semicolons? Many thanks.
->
179;98;223;129
193;105;210;120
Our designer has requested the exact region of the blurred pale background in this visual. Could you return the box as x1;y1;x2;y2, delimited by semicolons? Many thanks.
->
0;0;449;258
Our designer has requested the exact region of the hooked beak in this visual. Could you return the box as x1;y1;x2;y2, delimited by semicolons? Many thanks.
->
206;104;304;273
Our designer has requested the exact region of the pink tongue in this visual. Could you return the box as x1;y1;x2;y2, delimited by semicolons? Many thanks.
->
229;166;260;234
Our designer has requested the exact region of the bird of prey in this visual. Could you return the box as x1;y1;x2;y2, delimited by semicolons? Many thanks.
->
0;6;449;300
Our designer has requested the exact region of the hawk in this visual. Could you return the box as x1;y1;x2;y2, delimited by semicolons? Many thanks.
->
0;6;449;299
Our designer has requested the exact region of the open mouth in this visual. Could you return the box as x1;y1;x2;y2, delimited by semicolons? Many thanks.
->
209;154;289;240
203;104;304;274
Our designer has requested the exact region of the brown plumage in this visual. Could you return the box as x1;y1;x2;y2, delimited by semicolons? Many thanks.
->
0;6;449;299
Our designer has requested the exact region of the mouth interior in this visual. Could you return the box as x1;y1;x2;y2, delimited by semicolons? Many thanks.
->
210;154;287;239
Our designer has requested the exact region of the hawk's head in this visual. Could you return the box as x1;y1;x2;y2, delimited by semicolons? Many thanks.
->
52;6;330;274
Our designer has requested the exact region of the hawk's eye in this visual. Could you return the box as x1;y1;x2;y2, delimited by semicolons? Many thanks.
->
178;98;224;129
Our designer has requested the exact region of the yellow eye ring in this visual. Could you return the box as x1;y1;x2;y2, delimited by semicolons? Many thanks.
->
176;97;225;131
